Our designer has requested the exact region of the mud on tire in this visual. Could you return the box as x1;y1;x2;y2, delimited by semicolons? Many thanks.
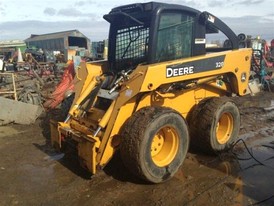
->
189;97;240;154
120;106;189;183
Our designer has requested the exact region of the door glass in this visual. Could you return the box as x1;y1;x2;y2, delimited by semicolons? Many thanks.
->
156;12;194;62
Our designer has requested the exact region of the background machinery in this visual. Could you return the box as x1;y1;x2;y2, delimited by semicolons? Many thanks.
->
51;2;252;183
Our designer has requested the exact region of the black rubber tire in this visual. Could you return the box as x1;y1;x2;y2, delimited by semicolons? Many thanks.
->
120;106;189;183
189;97;240;154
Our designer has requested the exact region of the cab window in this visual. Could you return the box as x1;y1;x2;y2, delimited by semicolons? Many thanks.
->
156;12;194;62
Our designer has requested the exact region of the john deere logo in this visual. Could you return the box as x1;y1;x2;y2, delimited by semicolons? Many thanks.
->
166;66;194;78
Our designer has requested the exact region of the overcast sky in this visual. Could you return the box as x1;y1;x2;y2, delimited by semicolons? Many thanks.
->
0;0;273;42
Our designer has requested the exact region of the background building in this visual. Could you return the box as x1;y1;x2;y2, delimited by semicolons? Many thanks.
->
0;40;26;61
25;30;91;62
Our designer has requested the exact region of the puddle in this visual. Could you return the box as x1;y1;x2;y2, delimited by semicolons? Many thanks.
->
192;125;274;205
43;153;65;161
233;127;274;205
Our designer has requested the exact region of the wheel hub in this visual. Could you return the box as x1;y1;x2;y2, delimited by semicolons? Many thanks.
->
151;127;179;167
216;112;233;144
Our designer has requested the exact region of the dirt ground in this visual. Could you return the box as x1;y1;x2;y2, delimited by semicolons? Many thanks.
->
0;92;274;206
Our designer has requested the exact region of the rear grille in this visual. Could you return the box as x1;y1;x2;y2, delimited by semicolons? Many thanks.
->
115;25;149;71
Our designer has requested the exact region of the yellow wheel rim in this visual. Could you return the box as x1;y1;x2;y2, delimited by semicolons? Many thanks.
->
151;126;179;167
216;112;233;144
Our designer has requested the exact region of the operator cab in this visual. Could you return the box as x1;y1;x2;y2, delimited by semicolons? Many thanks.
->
104;2;239;73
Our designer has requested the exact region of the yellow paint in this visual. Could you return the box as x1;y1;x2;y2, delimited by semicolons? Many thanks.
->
216;112;233;144
53;48;252;174
140;49;251;95
151;126;179;167
69;62;105;117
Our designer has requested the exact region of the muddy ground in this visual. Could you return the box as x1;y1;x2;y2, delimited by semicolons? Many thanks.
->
0;92;274;206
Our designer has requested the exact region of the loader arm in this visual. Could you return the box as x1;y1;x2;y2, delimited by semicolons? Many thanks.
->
51;2;253;181
97;48;252;166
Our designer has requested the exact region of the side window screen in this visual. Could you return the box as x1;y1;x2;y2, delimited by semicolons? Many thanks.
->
115;25;149;71
156;12;194;62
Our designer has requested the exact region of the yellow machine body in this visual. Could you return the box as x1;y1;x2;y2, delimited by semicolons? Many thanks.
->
51;48;252;173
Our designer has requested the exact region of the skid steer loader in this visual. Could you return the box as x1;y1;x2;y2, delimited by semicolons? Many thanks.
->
51;2;252;183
